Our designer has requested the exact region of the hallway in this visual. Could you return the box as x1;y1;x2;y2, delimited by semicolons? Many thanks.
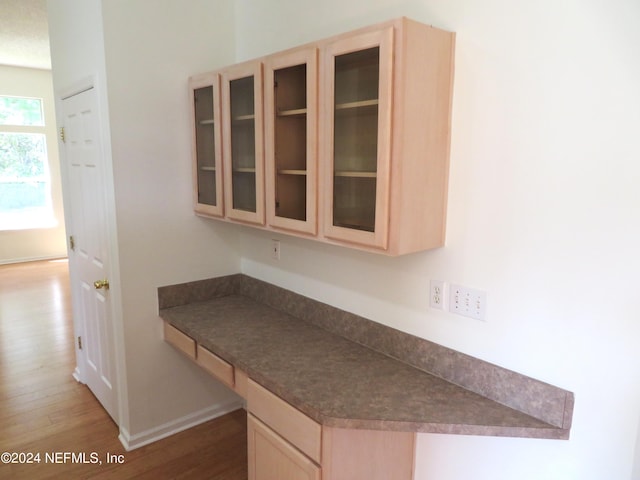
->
0;259;247;479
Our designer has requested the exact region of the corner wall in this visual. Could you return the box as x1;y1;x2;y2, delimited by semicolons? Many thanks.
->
48;0;243;443
100;0;242;438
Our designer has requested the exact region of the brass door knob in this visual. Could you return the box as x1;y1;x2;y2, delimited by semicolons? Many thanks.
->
94;279;110;290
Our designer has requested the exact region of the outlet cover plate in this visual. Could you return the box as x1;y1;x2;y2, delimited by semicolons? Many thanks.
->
449;284;486;321
429;280;446;310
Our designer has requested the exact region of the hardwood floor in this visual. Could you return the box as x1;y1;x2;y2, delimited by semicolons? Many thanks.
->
0;259;248;479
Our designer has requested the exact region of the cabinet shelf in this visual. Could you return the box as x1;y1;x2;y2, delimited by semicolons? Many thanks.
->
333;219;374;232
335;99;378;111
232;114;256;122
334;170;377;178
200;166;217;172
233;167;257;173
278;169;307;176
199;119;215;125
277;107;307;117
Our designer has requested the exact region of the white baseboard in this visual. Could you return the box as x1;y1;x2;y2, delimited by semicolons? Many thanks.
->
118;399;244;451
0;255;67;266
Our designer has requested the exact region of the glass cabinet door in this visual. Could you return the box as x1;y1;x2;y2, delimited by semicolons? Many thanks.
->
190;73;223;217
265;47;318;235
222;62;265;225
323;27;393;249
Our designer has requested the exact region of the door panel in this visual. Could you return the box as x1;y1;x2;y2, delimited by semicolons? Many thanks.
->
61;86;118;422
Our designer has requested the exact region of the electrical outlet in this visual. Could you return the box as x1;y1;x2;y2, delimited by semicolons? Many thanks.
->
430;280;446;310
449;284;486;321
271;239;280;260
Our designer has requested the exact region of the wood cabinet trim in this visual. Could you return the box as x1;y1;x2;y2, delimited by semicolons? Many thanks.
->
234;368;249;399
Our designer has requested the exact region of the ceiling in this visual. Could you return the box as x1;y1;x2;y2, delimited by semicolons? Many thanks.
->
0;0;51;70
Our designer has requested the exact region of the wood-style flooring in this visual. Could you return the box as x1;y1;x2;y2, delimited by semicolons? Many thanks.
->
0;259;247;479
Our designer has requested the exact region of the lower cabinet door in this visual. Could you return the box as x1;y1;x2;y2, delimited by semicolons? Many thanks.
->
248;414;320;480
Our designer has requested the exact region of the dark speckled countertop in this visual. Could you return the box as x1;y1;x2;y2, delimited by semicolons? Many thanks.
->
159;276;573;439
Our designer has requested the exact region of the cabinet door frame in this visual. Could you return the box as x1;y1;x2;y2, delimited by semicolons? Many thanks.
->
222;61;265;225
264;47;318;236
190;72;224;217
321;26;394;250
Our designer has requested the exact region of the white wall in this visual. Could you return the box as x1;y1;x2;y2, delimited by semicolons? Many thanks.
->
233;0;640;479
99;0;242;439
48;0;242;443
0;65;66;264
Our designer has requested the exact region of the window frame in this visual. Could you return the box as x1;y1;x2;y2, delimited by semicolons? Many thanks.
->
0;94;56;231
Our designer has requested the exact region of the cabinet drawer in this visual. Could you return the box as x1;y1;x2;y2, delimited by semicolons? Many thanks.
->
163;322;196;359
247;379;321;464
248;414;321;480
196;344;234;388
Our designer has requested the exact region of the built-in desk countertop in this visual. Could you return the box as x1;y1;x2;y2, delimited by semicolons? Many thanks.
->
158;274;573;439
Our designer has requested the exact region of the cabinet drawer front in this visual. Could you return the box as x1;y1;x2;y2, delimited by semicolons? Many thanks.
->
248;414;321;480
196;344;234;388
248;379;321;464
163;323;196;359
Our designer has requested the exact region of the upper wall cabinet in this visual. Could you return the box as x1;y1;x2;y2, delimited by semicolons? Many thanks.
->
190;72;223;217
322;19;455;254
264;47;318;236
322;27;393;250
189;17;455;255
222;61;265;225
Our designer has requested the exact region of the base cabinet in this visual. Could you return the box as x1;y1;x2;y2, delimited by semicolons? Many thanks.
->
247;379;416;480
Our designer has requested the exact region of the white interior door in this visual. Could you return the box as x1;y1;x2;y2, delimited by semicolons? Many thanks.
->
61;86;118;423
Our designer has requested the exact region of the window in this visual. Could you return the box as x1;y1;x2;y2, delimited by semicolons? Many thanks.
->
0;95;56;230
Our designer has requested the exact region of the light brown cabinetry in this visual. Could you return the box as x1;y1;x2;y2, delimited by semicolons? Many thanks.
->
196;344;234;389
248;414;321;480
322;19;454;254
322;26;393;249
163;323;247;398
247;379;415;480
189;72;223;217
163;322;196;359
189;18;454;254
222;61;265;225
264;47;318;235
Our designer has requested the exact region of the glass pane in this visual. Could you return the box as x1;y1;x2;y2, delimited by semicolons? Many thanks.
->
274;64;307;221
230;76;257;212
0;133;53;229
333;47;380;232
193;86;217;206
0;96;44;126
